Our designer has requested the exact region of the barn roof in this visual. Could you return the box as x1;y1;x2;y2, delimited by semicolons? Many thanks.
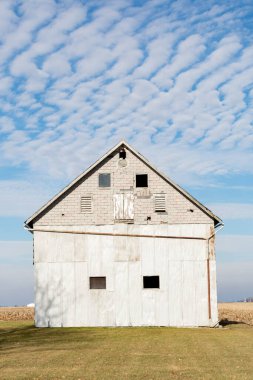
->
25;140;223;227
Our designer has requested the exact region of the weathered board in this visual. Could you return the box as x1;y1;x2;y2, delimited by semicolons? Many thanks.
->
114;193;134;220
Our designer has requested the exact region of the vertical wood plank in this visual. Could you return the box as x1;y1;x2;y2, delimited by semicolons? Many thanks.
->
123;193;134;219
195;260;209;326
182;261;196;326
114;194;124;219
127;225;140;262
154;227;169;326
142;290;155;326
47;263;62;327
75;262;88;326
140;226;155;275
114;233;127;262
87;232;102;275
100;291;115;326
114;262;129;326
34;263;48;327
60;234;75;262
210;260;218;325
168;261;183;326
101;233;114;291
88;290;115;326
128;261;142;326
62;263;75;327
74;234;87;262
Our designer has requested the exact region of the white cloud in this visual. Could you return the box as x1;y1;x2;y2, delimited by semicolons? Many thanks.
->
133;33;175;79
109;48;143;78
43;51;72;78
0;76;13;95
152;34;206;89
0;1;17;39
0;116;15;133
0;0;57;65
0;0;253;183
77;47;113;78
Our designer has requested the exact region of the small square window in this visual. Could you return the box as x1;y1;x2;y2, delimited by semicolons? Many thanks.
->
136;174;148;187
143;276;159;289
99;173;111;187
89;277;106;289
119;148;126;159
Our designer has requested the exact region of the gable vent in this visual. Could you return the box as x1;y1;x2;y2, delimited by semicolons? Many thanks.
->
81;196;92;213
154;194;166;212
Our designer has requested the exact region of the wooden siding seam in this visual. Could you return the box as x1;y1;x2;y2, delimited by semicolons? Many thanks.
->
30;228;207;240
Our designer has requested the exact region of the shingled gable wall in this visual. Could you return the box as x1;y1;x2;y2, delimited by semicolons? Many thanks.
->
34;146;213;227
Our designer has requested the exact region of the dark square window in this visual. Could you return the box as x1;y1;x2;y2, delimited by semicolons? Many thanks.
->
89;277;106;289
119;148;126;159
143;276;159;289
136;174;148;187
99;173;111;187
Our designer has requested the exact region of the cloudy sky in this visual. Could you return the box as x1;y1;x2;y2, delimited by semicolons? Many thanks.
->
0;0;253;305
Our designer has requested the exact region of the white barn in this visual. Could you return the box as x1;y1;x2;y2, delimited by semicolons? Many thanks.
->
25;141;223;327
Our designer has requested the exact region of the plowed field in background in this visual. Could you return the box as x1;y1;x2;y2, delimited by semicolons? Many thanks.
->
1;303;253;325
0;307;34;321
218;302;253;326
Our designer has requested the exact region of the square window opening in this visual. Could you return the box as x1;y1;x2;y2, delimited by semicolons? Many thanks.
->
119;148;126;159
99;173;111;188
136;174;148;187
143;276;160;289
89;277;106;289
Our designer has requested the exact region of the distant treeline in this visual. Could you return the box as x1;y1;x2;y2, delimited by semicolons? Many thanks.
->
238;298;253;302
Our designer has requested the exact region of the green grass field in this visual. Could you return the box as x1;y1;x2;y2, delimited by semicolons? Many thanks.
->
0;321;253;380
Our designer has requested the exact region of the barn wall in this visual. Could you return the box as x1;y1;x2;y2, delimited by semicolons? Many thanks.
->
34;147;213;226
34;224;218;327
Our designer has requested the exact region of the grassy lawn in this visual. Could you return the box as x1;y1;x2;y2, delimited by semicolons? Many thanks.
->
0;321;253;380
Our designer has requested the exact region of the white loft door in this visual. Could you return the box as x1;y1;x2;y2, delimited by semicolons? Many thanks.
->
114;193;134;220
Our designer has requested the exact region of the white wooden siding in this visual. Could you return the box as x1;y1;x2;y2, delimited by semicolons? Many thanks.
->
34;224;217;327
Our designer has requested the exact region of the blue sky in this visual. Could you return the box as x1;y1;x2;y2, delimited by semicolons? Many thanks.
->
0;0;253;305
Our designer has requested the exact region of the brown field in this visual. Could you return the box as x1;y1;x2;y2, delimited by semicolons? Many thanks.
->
0;306;34;321
1;303;253;325
218;302;253;326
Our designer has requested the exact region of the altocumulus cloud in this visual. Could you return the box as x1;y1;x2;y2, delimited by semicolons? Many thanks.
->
0;0;252;183
0;0;253;304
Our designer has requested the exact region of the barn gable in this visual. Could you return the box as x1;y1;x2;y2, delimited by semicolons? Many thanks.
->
25;140;222;228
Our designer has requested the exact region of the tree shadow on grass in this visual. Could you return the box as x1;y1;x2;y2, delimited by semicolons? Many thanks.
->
0;324;34;336
0;322;103;353
219;318;247;326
